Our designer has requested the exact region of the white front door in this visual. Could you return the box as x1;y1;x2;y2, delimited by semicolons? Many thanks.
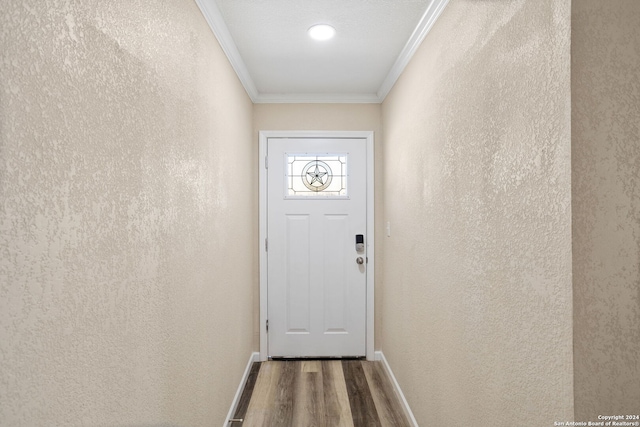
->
266;137;368;358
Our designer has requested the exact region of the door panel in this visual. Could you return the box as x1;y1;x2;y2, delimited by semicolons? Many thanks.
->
323;214;348;334
285;214;311;333
267;137;367;358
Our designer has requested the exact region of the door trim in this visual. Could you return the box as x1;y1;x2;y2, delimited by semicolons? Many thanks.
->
259;130;375;361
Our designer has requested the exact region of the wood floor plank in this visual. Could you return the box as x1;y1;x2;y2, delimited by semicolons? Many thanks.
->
361;362;410;427
243;361;281;427
292;361;326;427
342;361;382;427
267;361;297;426
230;362;262;427
322;360;355;427
302;360;321;373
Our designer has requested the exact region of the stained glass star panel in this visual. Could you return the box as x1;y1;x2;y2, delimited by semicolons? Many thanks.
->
286;154;348;198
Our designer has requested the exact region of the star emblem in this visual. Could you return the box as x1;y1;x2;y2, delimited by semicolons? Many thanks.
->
307;164;327;186
301;159;333;192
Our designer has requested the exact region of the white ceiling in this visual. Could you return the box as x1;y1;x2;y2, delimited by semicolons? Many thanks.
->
194;0;449;103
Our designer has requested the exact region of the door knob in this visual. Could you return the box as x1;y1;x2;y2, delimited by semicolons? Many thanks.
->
356;257;364;265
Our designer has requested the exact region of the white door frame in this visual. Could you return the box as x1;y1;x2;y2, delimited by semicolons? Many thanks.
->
259;130;375;361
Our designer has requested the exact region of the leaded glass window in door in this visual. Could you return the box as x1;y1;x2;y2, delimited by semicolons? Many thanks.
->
286;154;348;198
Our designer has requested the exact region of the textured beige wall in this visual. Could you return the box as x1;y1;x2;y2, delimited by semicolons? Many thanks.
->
381;0;573;425
252;103;383;351
572;0;640;419
0;1;253;425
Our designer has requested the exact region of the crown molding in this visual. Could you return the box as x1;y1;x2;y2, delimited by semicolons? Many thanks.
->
194;0;259;102
195;0;449;104
254;92;382;104
376;0;450;101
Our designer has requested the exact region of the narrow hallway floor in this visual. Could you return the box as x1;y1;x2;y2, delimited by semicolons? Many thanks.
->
230;360;410;427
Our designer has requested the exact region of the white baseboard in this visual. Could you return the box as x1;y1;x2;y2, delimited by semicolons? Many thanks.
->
375;351;419;427
223;352;260;427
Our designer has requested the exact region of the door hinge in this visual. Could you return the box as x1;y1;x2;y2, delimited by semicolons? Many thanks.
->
265;238;268;251
266;319;269;332
264;156;268;169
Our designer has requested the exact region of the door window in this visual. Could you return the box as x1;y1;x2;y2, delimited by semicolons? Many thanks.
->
285;154;348;198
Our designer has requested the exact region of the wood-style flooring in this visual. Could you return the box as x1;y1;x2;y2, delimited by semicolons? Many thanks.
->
229;360;410;427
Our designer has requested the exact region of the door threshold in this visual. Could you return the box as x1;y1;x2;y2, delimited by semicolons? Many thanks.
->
269;356;366;361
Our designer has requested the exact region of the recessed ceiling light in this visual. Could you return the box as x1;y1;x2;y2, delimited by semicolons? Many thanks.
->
308;24;336;41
